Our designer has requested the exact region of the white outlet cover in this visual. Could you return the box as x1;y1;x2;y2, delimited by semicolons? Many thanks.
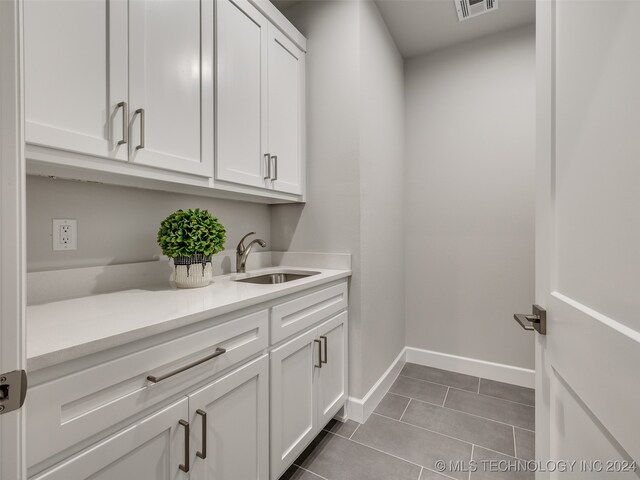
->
52;219;77;251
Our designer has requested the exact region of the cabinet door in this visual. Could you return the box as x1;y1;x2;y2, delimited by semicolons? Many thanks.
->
128;0;213;177
270;328;318;480
32;398;189;480
316;312;348;428
188;355;269;480
216;0;269;188
267;25;305;195
23;0;128;161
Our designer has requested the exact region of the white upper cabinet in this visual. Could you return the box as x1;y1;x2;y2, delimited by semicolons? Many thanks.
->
267;25;305;195
24;0;213;178
216;0;305;195
23;0;305;201
24;0;128;161
128;0;213;177
216;0;269;188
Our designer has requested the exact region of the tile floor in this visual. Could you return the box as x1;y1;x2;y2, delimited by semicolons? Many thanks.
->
280;363;535;480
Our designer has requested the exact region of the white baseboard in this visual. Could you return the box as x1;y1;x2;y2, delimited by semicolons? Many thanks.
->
346;348;406;424
405;347;535;388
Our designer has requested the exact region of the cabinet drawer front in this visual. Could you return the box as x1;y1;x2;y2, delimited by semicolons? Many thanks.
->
270;282;348;344
26;309;268;468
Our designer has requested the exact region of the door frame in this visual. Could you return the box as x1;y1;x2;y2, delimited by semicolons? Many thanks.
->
0;0;27;478
534;0;553;477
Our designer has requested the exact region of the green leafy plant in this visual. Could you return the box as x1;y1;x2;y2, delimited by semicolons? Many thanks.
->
157;209;226;259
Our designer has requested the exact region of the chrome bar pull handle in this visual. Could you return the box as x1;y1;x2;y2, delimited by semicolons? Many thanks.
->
320;335;328;365
271;155;278;181
147;347;226;384
135;108;145;150
179;420;190;472
314;339;322;368
196;409;207;460
116;101;128;145
264;154;271;180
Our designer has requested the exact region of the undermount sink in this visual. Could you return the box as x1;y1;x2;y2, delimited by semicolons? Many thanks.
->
234;271;320;285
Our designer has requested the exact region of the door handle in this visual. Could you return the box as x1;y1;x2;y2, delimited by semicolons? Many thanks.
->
264;154;271;180
179;419;190;472
135;108;145;150
270;155;278;181
116;101;128;145
514;305;546;335
196;409;207;459
314;339;322;368
320;335;328;365
147;347;226;384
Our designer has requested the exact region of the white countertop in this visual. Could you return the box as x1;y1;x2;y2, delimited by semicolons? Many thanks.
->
27;266;351;370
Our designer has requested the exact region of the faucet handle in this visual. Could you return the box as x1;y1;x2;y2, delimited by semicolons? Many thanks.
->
237;232;256;253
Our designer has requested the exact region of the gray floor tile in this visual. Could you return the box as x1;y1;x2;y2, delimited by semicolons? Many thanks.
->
402;363;479;392
351;413;472;480
323;418;360;438
402;398;515;456
444;388;535;430
280;465;325;480
479;379;535;406
420;468;455;480
374;393;411;420
390;375;449;406
514;428;535;461
471;446;533;480
297;429;421;480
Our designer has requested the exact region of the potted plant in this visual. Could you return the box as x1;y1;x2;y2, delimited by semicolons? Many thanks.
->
157;209;226;288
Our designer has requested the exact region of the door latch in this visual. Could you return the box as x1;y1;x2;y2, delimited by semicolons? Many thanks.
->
0;370;27;415
514;305;546;335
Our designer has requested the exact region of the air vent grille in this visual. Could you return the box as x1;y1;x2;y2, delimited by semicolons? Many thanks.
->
455;0;498;21
460;0;469;18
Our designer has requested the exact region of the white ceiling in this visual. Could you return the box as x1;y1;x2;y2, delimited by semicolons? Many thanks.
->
375;0;535;58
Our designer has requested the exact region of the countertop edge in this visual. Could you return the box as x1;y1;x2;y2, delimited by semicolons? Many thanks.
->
28;269;351;371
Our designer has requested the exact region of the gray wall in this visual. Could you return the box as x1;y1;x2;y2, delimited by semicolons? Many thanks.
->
27;176;270;272
358;0;406;397
274;0;405;398
404;25;536;369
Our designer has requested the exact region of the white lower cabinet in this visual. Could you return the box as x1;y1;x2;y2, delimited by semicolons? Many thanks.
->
32;398;190;480
316;312;348;428
29;282;348;480
188;355;269;480
270;311;348;480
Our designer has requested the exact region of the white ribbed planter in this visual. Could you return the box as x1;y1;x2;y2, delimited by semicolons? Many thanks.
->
173;255;213;289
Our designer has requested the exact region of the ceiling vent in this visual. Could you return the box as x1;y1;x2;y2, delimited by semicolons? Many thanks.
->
455;0;498;21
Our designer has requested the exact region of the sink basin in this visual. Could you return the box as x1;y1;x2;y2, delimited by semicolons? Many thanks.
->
234;271;320;285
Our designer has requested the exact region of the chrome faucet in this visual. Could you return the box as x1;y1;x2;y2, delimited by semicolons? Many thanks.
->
236;232;267;273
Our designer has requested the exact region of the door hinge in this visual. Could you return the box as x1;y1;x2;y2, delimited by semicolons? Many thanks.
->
0;370;27;415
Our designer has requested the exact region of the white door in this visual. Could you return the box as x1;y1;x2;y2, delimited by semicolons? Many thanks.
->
0;0;27;478
128;0;213;177
215;0;269;188
267;25;304;195
32;399;189;480
316;312;348;428
536;1;640;477
188;355;269;480
270;328;318;480
23;0;128;161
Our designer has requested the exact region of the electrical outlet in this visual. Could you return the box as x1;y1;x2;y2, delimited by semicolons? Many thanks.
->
52;219;77;251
